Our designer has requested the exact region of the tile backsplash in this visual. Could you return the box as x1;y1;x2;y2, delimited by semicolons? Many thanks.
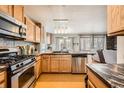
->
0;37;33;48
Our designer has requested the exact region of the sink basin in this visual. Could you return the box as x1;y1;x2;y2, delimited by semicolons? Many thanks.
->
52;51;69;53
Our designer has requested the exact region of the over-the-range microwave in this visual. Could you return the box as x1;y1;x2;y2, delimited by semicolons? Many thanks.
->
0;12;27;39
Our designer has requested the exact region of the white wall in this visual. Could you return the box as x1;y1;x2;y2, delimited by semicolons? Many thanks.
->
117;36;124;64
24;5;107;34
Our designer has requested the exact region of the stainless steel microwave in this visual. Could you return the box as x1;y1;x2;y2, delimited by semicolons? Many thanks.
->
0;12;27;39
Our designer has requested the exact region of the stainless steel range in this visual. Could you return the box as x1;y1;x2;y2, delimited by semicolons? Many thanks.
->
0;48;36;88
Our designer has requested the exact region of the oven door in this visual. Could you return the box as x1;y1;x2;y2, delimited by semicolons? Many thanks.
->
11;62;36;88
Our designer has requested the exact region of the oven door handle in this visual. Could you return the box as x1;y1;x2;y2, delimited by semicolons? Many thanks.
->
12;62;36;76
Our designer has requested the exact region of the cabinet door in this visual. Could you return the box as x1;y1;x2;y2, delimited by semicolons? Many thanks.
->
35;26;41;43
0;5;12;16
50;55;60;72
42;55;51;72
0;71;7;88
120;6;124;29
107;5;124;35
35;62;38;79
108;6;120;34
59;55;72;72
13;5;24;22
37;61;41;78
25;17;35;42
35;55;42;79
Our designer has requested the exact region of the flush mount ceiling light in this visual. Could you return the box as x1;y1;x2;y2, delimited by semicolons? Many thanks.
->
53;19;72;34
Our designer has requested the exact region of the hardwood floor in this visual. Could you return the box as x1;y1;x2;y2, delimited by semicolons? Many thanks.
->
35;74;86;88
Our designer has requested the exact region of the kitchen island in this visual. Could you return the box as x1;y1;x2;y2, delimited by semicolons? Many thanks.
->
87;64;124;88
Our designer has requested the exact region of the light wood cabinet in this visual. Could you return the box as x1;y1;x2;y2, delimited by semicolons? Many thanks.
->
0;71;7;88
42;55;51;72
12;5;24;23
25;16;35;42
35;25;41;43
87;80;95;88
107;5;124;36
41;54;72;73
50;55;60;72
87;68;109;88
59;55;72;72
0;5;12;16
0;5;24;23
35;56;42;79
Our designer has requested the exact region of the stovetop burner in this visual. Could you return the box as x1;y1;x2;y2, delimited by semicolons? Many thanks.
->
0;55;35;65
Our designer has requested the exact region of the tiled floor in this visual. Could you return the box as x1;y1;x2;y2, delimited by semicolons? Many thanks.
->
35;74;86;88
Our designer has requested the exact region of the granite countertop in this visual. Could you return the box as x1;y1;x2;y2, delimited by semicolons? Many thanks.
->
87;64;124;88
40;51;95;55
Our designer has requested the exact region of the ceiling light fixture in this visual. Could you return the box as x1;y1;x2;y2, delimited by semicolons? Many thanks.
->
53;19;71;34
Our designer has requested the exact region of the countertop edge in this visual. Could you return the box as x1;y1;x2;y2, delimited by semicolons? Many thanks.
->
87;64;112;88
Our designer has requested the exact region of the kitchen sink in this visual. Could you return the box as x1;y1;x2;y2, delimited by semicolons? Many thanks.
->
52;51;69;53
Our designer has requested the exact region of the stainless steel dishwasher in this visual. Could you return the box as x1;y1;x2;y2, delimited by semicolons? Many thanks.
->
72;54;87;73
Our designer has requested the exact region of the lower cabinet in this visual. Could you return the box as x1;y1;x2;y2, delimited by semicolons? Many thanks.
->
41;55;72;73
59;55;72;72
41;55;51;72
50;55;60;72
0;71;7;88
35;56;42;79
87;68;109;88
87;80;95;88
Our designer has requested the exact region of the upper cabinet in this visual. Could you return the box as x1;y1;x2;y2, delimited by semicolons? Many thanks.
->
107;5;124;36
0;5;43;44
12;5;24;23
35;25;41;43
25;16;35;42
0;5;12;16
0;5;24;23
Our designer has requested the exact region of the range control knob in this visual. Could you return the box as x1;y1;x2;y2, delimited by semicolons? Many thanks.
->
20;63;24;66
32;58;36;61
16;64;20;68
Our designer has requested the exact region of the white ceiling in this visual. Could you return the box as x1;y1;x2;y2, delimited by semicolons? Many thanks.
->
24;5;107;34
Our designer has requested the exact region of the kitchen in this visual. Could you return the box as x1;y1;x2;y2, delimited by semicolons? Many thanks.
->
0;5;123;88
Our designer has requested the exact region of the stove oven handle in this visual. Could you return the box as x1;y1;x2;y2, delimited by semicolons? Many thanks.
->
12;62;36;75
